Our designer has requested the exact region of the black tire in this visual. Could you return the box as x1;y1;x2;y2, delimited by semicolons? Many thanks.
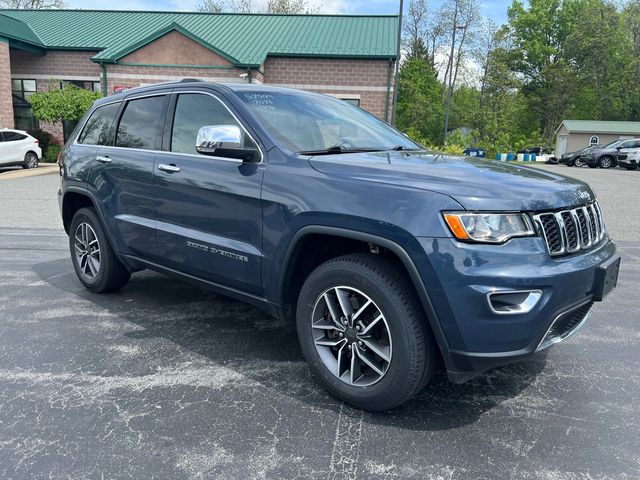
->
574;158;585;168
599;156;614;169
23;152;39;169
69;207;130;293
624;165;638;171
296;253;437;411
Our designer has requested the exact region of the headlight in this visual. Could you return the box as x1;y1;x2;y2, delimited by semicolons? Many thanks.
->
443;212;535;243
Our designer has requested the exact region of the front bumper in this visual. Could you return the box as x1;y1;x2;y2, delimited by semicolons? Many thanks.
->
618;157;638;168
411;236;618;382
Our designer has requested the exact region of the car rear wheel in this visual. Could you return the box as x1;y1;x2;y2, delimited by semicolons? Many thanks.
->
296;253;437;411
599;156;613;168
23;152;38;169
69;207;131;293
574;158;585;167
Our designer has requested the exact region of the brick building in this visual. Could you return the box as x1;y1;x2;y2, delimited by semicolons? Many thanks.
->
0;10;398;143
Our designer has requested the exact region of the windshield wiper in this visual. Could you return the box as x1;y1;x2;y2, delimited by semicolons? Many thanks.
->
298;146;382;156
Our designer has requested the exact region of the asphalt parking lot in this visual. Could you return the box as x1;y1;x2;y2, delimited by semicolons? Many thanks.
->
0;165;638;479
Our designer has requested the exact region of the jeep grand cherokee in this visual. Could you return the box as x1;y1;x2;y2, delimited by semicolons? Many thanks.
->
58;81;620;411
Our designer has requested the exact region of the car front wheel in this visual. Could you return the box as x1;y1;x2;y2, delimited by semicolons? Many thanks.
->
599;156;614;168
296;253;437;411
69;207;131;293
23;152;39;169
574;158;585;167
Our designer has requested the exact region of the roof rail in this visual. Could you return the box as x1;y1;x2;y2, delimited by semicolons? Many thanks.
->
180;78;204;83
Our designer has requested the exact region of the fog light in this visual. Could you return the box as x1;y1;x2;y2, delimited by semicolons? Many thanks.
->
487;290;542;315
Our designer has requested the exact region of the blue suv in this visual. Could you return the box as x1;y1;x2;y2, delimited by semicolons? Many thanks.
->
58;81;620;410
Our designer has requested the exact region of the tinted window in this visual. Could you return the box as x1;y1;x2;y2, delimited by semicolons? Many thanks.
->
171;93;256;155
116;96;167;150
2;131;27;142
78;103;120;145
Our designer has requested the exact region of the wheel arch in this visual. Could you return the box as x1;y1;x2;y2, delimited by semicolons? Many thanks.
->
278;225;451;362
61;188;100;234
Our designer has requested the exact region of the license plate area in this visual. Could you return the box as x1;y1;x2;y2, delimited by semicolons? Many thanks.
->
593;256;621;301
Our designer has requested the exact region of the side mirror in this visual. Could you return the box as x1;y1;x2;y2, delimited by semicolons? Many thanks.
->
196;125;259;162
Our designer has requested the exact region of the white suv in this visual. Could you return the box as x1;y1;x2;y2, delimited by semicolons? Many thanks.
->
617;140;640;170
0;129;42;169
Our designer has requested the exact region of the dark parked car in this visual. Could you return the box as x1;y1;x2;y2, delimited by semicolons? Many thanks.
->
58;81;620;410
583;138;640;168
559;145;599;167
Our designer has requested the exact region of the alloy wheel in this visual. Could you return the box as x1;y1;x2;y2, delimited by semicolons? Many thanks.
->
25;153;38;168
311;286;392;387
74;222;101;279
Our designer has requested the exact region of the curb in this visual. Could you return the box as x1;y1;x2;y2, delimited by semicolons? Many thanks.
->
0;164;58;180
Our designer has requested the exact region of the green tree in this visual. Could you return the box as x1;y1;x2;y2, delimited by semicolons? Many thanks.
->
396;58;445;145
28;84;101;124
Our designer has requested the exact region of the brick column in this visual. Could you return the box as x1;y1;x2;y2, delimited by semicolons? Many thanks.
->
0;38;14;129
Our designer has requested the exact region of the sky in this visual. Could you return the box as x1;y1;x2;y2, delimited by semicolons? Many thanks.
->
66;0;512;25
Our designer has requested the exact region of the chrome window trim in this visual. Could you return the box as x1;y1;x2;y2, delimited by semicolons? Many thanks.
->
73;90;264;165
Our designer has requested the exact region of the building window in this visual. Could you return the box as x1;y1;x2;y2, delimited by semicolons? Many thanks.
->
328;94;361;107
589;135;599;146
11;79;38;131
60;80;101;92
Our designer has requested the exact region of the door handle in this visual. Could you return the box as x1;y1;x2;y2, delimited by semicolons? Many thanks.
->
158;163;181;173
95;155;112;164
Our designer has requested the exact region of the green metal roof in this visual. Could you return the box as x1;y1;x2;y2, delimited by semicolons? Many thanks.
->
0;10;398;66
560;120;640;134
0;13;43;47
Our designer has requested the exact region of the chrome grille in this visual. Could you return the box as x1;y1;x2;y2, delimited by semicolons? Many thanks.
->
533;202;606;256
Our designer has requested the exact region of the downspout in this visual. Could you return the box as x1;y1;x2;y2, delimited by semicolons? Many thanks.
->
385;58;393;124
100;63;108;96
247;67;252;84
391;0;404;127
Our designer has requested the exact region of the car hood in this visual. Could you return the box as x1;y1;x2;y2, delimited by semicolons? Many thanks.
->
308;151;595;211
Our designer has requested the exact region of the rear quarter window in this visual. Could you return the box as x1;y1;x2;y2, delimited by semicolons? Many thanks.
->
78;103;120;145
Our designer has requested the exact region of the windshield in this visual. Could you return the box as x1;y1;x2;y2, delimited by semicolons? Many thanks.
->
237;90;420;153
603;140;624;148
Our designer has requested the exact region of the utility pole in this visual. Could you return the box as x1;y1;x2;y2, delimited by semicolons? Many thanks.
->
391;0;404;126
443;3;462;141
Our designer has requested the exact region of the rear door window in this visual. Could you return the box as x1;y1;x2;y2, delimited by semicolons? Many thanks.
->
78;103;120;145
116;96;168;150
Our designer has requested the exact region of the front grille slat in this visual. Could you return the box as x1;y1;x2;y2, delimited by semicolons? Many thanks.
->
534;202;606;256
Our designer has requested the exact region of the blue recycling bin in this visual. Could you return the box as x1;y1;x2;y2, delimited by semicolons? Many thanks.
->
523;153;530;161
507;152;515;161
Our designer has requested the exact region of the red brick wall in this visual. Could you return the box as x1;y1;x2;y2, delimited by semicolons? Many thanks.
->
104;64;248;94
10;50;101;78
0;40;14;129
263;57;395;120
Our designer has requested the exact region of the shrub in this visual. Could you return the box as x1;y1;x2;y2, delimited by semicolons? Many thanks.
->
26;128;54;153
44;143;62;163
